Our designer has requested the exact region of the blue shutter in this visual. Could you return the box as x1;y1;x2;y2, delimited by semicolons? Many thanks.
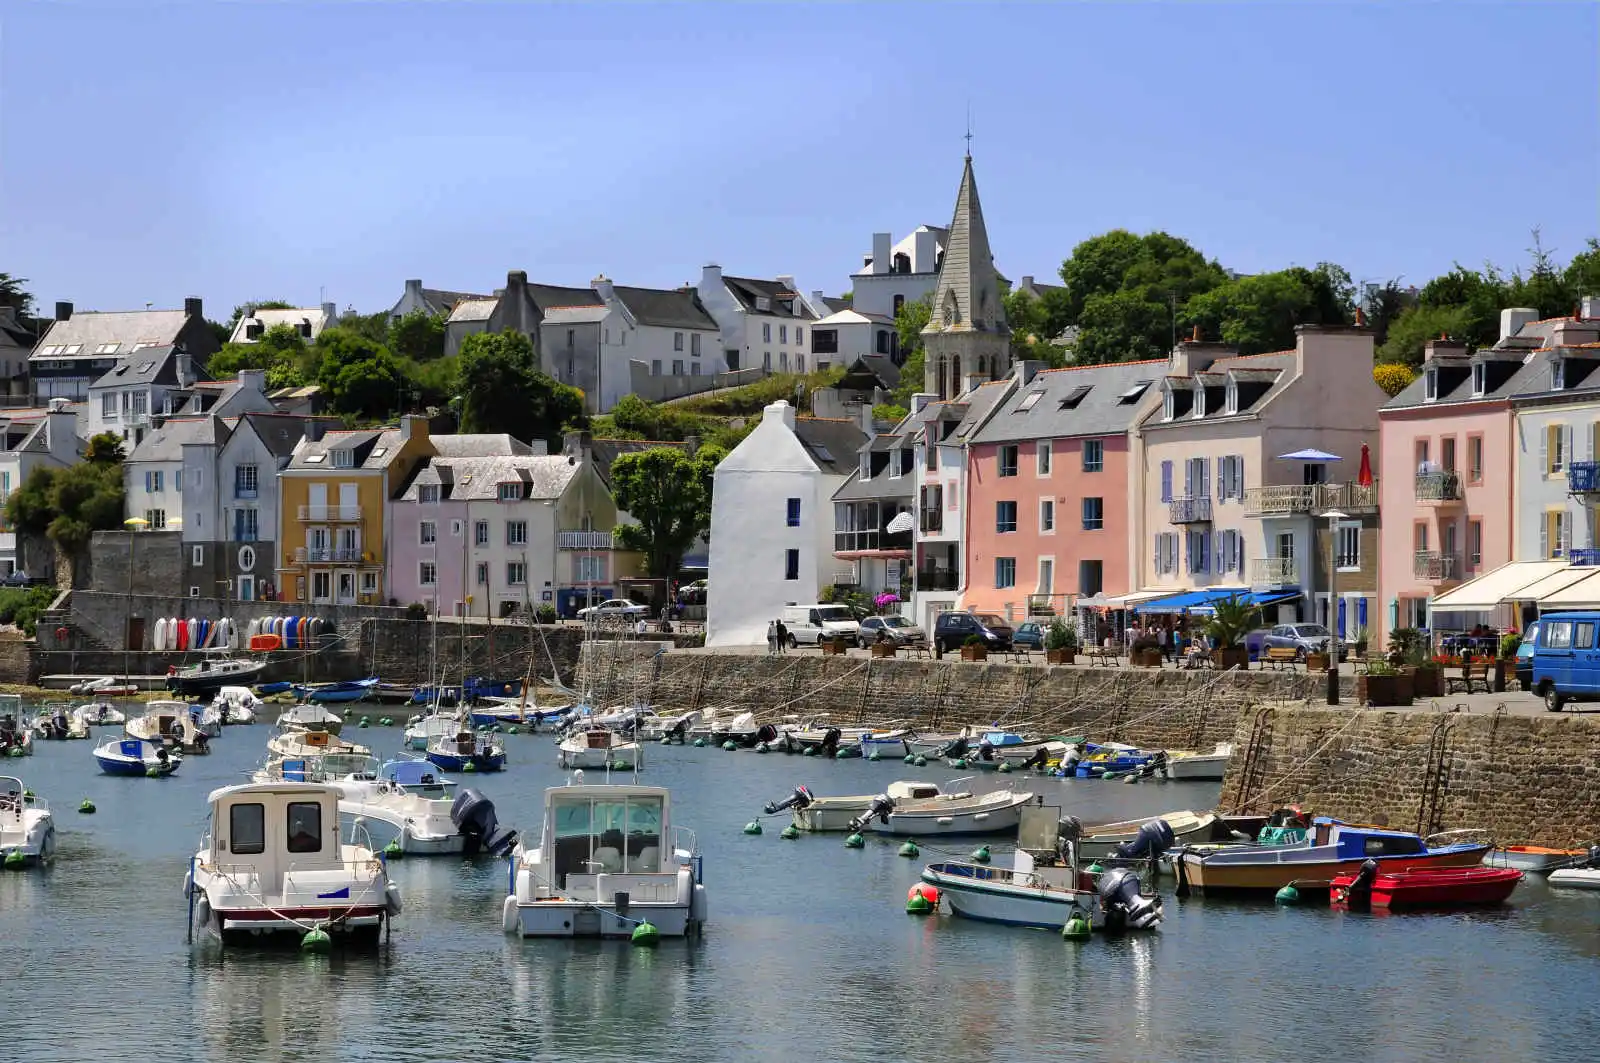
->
1338;597;1348;638
1161;461;1173;503
1358;598;1368;628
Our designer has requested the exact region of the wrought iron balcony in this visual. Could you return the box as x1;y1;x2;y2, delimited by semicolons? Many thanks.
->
1243;485;1315;517
916;568;960;592
234;487;259;500
557;530;613;550
1168;496;1213;524
298;505;364;521
1414;471;1463;503
293;547;368;564
1413;550;1459;582
1570;547;1600;567
1319;480;1379;513
1569;461;1600;495
1249;557;1298;587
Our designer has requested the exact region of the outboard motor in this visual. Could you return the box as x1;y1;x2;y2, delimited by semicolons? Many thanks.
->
1128;750;1169;781
1337;857;1381;906
755;723;779;746
976;738;996;762
1097;867;1163;932
1113;819;1177;862
818;727;842;757
847;793;897;833
1585;845;1600;869
450;788;518;857
665;717;689;744
1020;745;1051;772
764;785;815;816
939;736;970;759
1054;816;1083;864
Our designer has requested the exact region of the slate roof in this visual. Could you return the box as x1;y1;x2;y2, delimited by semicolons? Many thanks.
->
433;433;535;458
416;288;492;316
722;276;818;320
611;286;719;331
543;306;610;325
529;284;604;310
1140;350;1297;429
972;360;1165;444
126;416;217;464
397;455;578;502
32;310;191;360
88;345;186;390
287;428;399;471
793;417;869;475
820;296;853;314
235;412;318;460
228;307;332;344
447;298;497;324
839;354;901;391
949;379;1014;442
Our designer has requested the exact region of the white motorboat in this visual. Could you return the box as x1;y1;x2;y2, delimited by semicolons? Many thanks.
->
1165;743;1233;781
183;780;402;946
920;804;1164;933
72;701;126;727
268;728;371;762
1548;848;1600;889
503;777;705;938
275;703;344;735
0;695;32;756
166;653;268;698
32;705;89;740
558;726;640;770
1074;810;1222;863
211;686;261;725
126;701;212;754
94;735;181;776
762;779;976;832
404;712;464;752
859;729;913;758
638;710;699;742
850;787;1040;837
0;775;55;866
335;758;472;855
69;676;139;696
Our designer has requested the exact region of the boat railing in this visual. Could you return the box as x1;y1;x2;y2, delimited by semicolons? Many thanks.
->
670;825;698;857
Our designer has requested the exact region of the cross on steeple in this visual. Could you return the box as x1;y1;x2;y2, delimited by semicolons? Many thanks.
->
964;106;972;158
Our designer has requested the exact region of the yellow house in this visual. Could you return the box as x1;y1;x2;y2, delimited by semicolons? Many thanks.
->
276;415;434;605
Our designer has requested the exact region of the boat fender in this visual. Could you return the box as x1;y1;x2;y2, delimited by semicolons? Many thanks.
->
385;881;403;917
502;894;520;935
195;895;212;930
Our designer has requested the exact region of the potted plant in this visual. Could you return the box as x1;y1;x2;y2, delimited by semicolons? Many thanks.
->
1351;624;1370;659
869;635;897;658
1129;632;1162;667
821;633;850;656
1306;649;1331;672
1389;627;1440;697
1045;619;1077;664
1357;660;1414;706
960;634;988;662
1204;595;1259;671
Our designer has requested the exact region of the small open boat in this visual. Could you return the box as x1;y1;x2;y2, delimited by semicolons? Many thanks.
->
0;695;33;757
292;677;379;704
94;736;181;776
126;701;212;754
1331;862;1523;909
1484;845;1590;872
849;787;1039;837
1547;847;1600;890
275;703;344;735
763;779;977;833
425;729;508;773
557;726;638;770
1165;743;1233;781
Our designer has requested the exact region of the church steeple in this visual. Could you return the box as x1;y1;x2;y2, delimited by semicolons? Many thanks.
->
922;153;1009;399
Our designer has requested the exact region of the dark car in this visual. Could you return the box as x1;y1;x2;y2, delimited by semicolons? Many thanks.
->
1013;620;1046;650
1243;627;1274;661
933;611;1014;654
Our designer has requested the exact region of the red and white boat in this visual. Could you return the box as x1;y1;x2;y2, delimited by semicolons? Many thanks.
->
1331;862;1523;909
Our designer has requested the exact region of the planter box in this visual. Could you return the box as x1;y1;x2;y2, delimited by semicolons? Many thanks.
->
820;640;849;656
1409;666;1443;698
1213;647;1249;671
960;645;988;662
1046;648;1076;665
1131;648;1163;668
1305;652;1330;672
869;643;897;658
1358;672;1414;706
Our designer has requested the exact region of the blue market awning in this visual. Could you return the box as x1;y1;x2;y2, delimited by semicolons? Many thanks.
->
1132;588;1250;614
1245;589;1301;608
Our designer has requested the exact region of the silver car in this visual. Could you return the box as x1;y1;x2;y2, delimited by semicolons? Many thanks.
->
577;598;650;621
857;615;925;648
1262;623;1338;659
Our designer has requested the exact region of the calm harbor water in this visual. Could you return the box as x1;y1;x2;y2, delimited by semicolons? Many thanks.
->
4;715;1600;1063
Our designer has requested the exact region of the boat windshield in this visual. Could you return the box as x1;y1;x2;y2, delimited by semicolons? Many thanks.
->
551;794;665;887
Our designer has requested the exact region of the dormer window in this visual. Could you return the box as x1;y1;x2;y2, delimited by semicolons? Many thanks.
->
1224;381;1238;414
1424;369;1438;402
332;449;354;469
1472;362;1486;397
1192;382;1206;418
1162;384;1175;421
860;453;871;481
1553;358;1566;391
419;484;440;504
498;482;521;501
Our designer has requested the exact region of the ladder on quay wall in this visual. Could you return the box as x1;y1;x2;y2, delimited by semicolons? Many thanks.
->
1230;707;1277;814
1416;714;1456;837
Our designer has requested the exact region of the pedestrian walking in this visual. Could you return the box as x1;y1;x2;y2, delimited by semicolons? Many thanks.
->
766;620;777;656
774;619;789;654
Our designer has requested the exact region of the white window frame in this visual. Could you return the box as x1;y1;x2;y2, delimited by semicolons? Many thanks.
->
1334;520;1361;572
420;520;436;545
1039;498;1055;534
420;561;437;586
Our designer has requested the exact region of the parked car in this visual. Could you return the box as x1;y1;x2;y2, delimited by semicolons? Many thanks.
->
1531;613;1600;711
933;611;1014;654
780;604;860;646
1243;627;1274;662
1515;620;1539;693
577;598;650;621
1012;620;1047;650
1261;623;1339;660
676;579;708;605
1;570;31;587
857;615;925;648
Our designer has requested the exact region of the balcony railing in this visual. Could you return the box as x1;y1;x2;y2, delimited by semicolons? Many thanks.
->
293;547;368;564
234;486;259;500
1169;496;1213;524
298;505;364;521
1414;471;1463;502
831;570;860;588
834;530;912;554
1570;548;1600;567
1413;550;1459;582
1569;461;1600;494
1318;480;1379;513
1249;556;1298;587
916;568;960;592
1242;485;1316;517
557;530;613;550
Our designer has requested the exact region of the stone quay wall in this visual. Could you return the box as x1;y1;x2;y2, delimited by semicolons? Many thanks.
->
576;646;1339;750
1217;706;1600;849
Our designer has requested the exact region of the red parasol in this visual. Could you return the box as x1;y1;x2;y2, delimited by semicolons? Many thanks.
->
1357;443;1374;487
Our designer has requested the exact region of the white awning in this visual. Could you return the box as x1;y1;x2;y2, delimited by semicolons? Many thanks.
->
1429;560;1572;611
1509;566;1596;603
1077;590;1167;609
1535;570;1600;608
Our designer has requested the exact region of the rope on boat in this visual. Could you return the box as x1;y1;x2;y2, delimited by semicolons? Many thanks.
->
197;820;389;937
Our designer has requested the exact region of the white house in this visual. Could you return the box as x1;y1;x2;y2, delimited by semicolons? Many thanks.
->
28;297;219;402
125;415;211;531
591;276;722;411
388;280;492;324
85;344;202;446
849;225;946;327
228;303;339;344
695;267;818;373
810;308;899;367
706;400;865;646
0;400;81;579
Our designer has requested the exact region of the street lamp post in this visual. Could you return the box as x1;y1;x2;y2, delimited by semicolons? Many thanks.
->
1322;508;1350;705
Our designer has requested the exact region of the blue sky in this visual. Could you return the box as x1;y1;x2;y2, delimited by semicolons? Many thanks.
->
2;2;1596;320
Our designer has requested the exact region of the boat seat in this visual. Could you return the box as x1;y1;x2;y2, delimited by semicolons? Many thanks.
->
591;847;623;873
635;846;660;872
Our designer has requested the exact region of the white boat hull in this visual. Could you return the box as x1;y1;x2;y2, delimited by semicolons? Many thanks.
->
794;800;873;832
505;894;702;938
1166;754;1229;780
1548;867;1600;890
558;743;639;769
865;793;1036;836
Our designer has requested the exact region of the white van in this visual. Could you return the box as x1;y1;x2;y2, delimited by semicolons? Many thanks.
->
780;604;860;646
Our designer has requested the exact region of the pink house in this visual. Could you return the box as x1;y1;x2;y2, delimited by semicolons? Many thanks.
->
963;359;1164;620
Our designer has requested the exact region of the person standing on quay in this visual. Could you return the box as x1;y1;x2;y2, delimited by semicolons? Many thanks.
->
766;620;778;656
774;619;789;654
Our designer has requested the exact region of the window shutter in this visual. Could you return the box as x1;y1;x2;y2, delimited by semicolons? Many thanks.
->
1540;427;1548;472
1201;459;1212;499
1540;515;1550;559
1161;461;1172;503
1215;457;1227;501
1566;425;1575;467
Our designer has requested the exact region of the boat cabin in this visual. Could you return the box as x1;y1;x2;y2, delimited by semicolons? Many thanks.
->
543;785;672;894
1314;818;1428;859
382;759;451;795
582;729;616;750
205;782;351;876
886;781;947;802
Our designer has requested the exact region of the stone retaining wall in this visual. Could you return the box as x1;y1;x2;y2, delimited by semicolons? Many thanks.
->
576;646;1338;750
1217;705;1600;848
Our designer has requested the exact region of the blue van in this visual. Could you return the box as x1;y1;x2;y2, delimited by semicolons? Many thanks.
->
1530;612;1600;711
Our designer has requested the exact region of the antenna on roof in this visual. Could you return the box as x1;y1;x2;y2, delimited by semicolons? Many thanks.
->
964;103;973;158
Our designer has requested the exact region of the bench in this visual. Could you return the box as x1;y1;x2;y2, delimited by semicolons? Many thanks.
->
906;640;933;660
1004;644;1033;664
1263;647;1302;670
1086;644;1123;667
1446;662;1492;695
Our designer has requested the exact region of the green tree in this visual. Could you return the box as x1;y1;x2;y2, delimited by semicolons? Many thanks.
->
6;462;126;587
0;273;34;317
1376;303;1472;367
388;310;446;362
83;432;126;464
609;393;669;440
209;322;308;378
1565;238;1600;296
337;309;391;345
1073;288;1174;364
1056;230;1228;363
227;299;295;328
890;294;933;403
407;354;458;410
1362;278;1415;347
610;447;713;578
1181;263;1353;355
315;327;407;419
456;331;586;449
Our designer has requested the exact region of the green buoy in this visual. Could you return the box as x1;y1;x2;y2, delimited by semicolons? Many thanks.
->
145;766;159;777
22;788;34;797
463;761;477;773
1062;911;1092;940
612;760;629;771
834;749;848;759
693;738;706;747
78;799;95;814
780;824;800;840
743;820;763;835
904;753;916;764
844;832;864;849
300;926;332;952
898;841;920;858
970;845;991;864
631;920;660;947
506;726;520;736
1086;862;1104;874
997;761;1013;774
723;740;737;751
1275;885;1301;905
660;736;671;745
756;742;770;754
802;746;816;757
358;719;370;729
8;747;25;757
905;893;933;915
914;755;927;767
383;839;404;859
951;758;967;769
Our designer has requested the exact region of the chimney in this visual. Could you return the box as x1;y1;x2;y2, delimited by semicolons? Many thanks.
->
1354;306;1367;327
1423;336;1469;363
700;264;723;292
184;296;203;320
871;233;891;275
1015;360;1044;386
911;392;937;414
912;229;938;273
1500;307;1538;343
811;290;828;315
238;368;267;394
1191;324;1203;342
400;412;430;444
321;301;337;327
777;275;797;295
765;399;797;431
590;274;616;303
55;301;73;322
1020;276;1035;290
46;400;77;464
562;429;593;462
859;399;875;439
405;279;423;300
1582;295;1600;321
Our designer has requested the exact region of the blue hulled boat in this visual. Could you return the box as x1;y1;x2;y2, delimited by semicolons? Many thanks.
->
255;681;293;696
423;729;508;773
93;736;181;777
292;677;379;704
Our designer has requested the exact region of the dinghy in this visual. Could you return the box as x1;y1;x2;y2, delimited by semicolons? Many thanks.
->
94;736;181;776
763;779;977;833
556;726;638;770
